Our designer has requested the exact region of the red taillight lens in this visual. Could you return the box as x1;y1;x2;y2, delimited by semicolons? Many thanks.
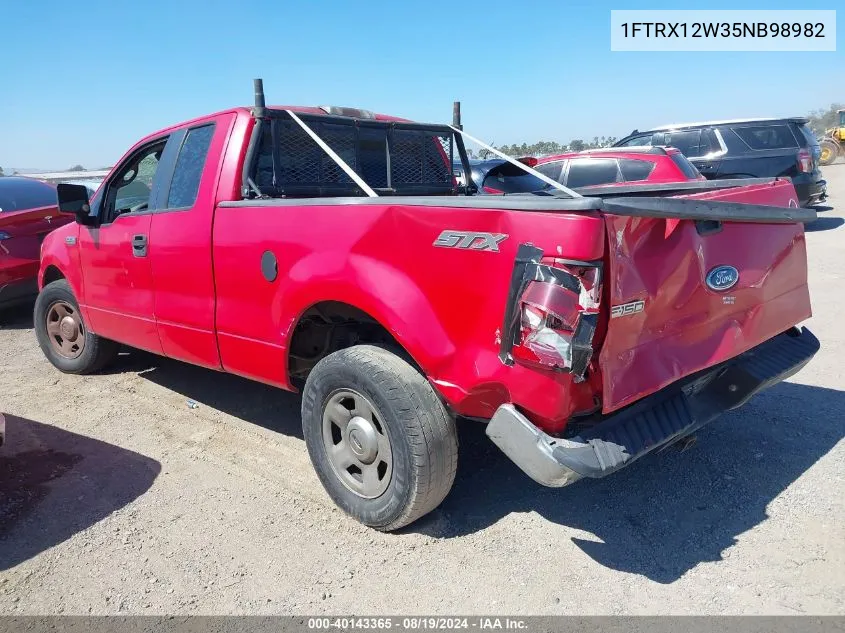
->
513;304;575;369
511;275;597;372
517;156;538;167
797;149;813;173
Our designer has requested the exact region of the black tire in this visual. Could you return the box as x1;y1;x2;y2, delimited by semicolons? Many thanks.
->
301;345;458;531
819;139;839;167
34;279;119;374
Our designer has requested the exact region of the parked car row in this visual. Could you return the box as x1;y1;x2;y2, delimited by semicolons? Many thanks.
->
478;146;704;194
463;117;827;208
0;177;74;309
613;117;827;207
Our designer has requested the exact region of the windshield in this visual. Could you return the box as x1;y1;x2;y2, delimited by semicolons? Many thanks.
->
0;177;56;212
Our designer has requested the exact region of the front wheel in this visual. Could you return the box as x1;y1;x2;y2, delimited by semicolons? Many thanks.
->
301;345;458;531
34;280;119;374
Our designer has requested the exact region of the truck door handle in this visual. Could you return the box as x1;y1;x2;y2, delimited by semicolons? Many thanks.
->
132;234;148;257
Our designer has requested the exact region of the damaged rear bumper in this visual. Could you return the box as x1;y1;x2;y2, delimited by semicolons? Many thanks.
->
486;326;820;487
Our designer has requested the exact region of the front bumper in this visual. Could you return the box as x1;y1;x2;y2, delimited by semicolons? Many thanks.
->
486;327;820;487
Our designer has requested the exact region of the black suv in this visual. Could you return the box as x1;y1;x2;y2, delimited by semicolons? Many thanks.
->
614;117;827;207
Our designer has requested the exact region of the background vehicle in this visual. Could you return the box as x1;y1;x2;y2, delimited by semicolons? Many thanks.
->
36;84;819;531
480;147;703;194
0;177;73;310
614;118;827;207
819;109;845;166
452;158;505;191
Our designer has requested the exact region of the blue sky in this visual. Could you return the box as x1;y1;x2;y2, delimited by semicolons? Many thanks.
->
0;0;841;169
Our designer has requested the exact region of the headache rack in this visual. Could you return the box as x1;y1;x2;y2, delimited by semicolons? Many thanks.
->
241;79;476;199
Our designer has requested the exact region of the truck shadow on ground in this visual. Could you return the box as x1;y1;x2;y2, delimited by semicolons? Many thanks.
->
0;303;34;330
117;351;304;439
418;381;845;584
115;351;843;585
0;415;161;571
804;217;844;232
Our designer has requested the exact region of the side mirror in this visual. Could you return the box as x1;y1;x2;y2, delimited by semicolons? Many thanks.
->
57;183;97;226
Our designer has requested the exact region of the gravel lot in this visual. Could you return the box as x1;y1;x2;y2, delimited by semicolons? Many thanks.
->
1;166;843;616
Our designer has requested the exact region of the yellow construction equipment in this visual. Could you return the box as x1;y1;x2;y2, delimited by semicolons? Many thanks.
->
819;109;845;166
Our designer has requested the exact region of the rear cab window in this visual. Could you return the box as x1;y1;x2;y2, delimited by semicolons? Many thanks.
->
251;114;457;197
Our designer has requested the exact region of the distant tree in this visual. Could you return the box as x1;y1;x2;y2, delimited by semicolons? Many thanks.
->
0;166;4;177
68;164;85;171
483;135;621;159
807;103;845;137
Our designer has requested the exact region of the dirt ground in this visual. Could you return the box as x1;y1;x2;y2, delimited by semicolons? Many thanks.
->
1;166;843;615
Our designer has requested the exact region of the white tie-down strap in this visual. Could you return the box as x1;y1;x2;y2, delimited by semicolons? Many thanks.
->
285;109;378;198
448;125;582;198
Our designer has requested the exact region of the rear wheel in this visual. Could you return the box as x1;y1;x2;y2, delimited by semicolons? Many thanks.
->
819;139;839;166
34;280;119;374
301;345;458;531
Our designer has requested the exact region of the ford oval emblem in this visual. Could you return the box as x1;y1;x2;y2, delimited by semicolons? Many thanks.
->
706;265;739;292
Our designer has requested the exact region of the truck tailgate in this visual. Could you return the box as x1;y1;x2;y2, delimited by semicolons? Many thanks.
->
597;182;812;413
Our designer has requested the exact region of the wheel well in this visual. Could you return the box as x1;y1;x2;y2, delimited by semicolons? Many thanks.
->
287;301;417;385
42;266;65;286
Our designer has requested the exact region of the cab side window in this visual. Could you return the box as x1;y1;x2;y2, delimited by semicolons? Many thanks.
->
167;124;215;209
102;140;168;224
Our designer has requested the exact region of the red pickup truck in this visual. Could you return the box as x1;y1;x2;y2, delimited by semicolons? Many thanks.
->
36;82;819;530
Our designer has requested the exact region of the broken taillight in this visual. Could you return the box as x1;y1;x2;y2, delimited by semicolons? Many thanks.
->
510;263;601;378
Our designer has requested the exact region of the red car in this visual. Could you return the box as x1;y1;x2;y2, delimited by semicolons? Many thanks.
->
35;83;819;530
480;146;704;194
0;177;73;311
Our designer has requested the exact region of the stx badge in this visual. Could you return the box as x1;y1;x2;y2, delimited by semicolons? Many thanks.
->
433;230;508;252
611;300;645;319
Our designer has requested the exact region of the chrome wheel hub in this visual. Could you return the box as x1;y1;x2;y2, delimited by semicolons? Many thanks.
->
322;389;393;499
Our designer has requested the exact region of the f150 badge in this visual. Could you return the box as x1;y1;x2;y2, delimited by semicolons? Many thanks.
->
706;265;739;292
611;300;645;319
433;230;508;252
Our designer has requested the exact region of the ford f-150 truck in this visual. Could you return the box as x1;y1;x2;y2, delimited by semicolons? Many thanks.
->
36;81;820;530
